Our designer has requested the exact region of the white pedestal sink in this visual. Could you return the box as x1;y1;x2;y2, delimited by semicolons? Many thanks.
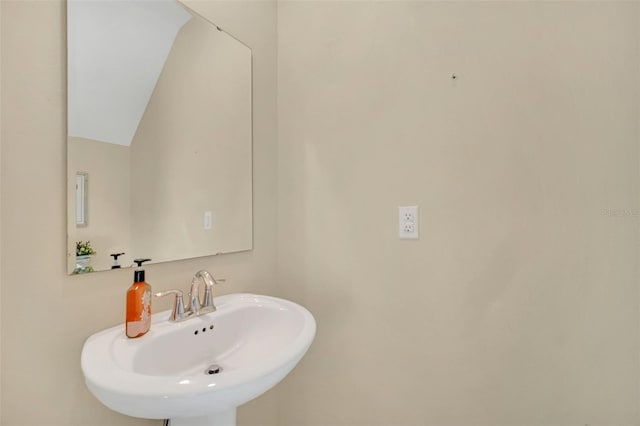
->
81;294;316;426
169;410;236;426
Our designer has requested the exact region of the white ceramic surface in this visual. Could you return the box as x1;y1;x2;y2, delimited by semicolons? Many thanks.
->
81;294;316;420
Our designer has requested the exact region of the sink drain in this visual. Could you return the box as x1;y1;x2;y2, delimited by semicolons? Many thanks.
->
205;364;222;375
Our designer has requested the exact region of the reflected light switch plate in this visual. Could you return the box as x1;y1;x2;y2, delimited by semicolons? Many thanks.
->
204;211;212;230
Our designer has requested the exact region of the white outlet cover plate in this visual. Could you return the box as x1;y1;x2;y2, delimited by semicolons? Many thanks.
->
399;206;419;239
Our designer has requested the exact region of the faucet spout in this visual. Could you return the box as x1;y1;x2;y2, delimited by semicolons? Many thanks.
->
190;270;225;315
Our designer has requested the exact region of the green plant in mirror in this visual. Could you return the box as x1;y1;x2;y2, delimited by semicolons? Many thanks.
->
76;240;96;256
74;241;96;274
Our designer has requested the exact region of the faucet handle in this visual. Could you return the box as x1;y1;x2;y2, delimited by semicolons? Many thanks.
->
154;290;190;322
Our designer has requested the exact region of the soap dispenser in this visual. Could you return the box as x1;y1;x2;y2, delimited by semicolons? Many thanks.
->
126;258;152;338
110;252;125;269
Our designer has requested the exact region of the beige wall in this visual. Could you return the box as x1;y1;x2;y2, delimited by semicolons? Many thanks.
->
0;1;278;425
67;137;131;272
277;2;640;425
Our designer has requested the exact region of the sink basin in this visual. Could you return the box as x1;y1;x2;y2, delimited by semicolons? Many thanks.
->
81;293;315;425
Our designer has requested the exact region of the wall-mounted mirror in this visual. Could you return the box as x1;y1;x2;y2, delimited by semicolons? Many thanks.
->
66;0;252;275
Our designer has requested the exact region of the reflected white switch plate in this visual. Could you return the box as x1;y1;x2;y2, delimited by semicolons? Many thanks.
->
204;211;212;230
399;206;418;239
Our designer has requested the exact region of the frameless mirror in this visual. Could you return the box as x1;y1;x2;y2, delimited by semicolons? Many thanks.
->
66;0;252;274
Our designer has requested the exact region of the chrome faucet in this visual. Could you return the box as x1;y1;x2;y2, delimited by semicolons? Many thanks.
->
155;270;225;322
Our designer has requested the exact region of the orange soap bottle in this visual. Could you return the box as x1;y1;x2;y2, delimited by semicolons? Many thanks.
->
126;258;152;338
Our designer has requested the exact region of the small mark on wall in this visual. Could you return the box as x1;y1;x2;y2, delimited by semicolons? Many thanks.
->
450;73;459;88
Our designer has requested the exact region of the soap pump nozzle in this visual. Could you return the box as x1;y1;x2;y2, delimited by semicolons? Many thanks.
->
133;258;151;282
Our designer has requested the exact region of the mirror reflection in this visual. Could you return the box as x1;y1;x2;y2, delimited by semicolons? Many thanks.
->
67;0;253;275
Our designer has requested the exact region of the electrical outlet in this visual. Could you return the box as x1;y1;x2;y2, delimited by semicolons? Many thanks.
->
204;211;212;230
402;222;415;234
399;206;418;239
402;209;416;222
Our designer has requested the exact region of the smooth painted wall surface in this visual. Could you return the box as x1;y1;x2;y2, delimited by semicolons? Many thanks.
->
0;1;278;425
277;2;639;425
